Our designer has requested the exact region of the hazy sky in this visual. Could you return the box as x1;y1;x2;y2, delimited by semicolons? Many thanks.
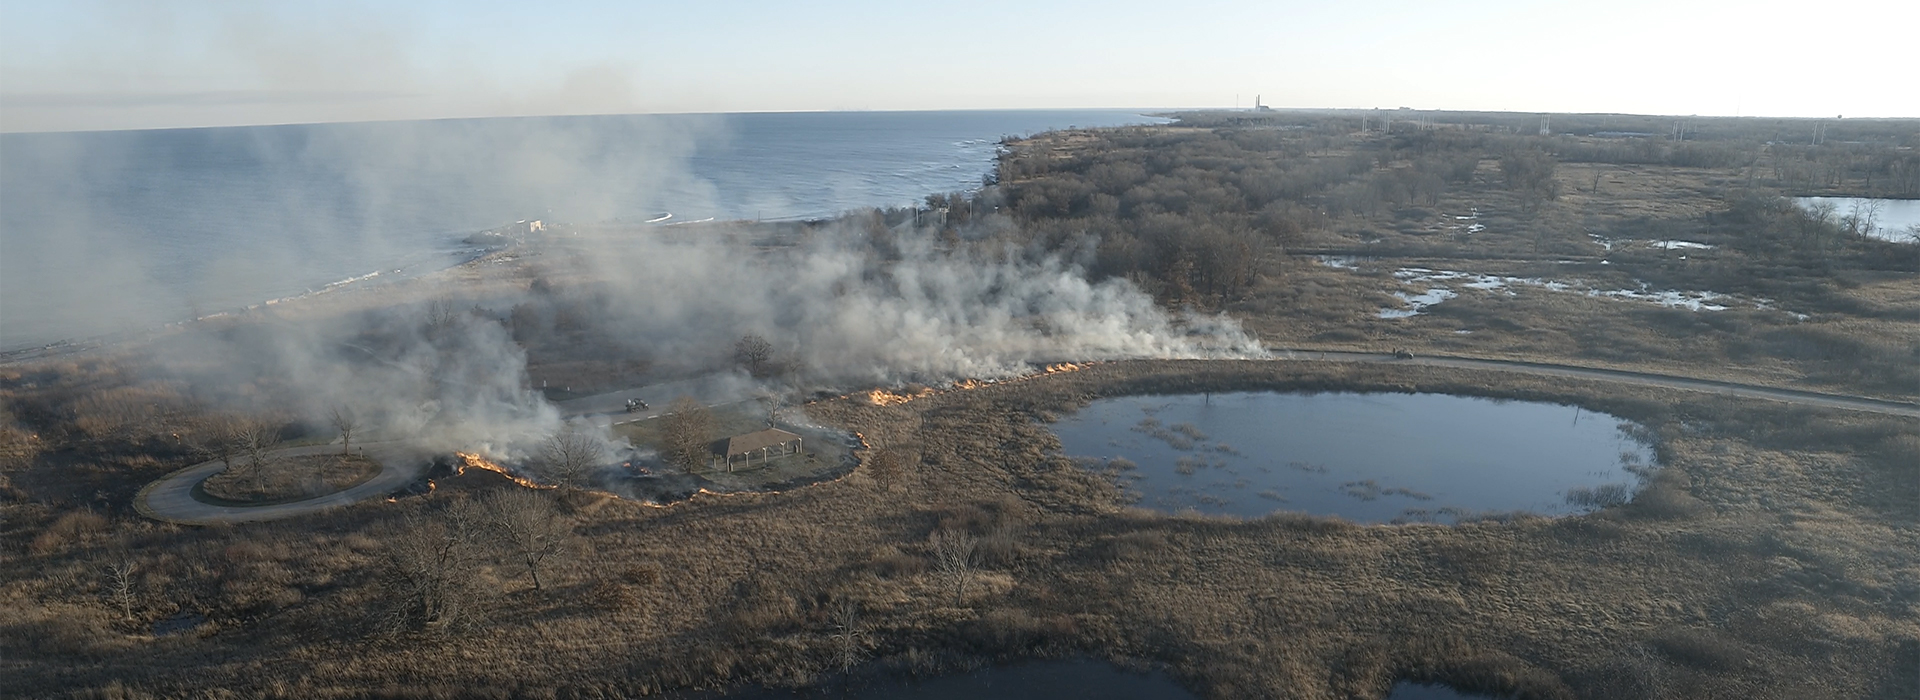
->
2;0;1914;132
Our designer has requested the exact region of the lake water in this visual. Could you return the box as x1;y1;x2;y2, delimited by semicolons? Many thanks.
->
703;660;1195;700
1053;392;1653;523
0;109;1164;350
1793;197;1920;243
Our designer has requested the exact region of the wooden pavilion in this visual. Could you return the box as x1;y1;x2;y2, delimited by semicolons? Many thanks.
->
710;428;802;472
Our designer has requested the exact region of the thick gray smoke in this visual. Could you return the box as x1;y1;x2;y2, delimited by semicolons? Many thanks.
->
568;219;1263;386
148;302;563;462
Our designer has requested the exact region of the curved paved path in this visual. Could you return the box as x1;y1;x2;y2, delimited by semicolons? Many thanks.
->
1269;350;1920;419
135;441;430;525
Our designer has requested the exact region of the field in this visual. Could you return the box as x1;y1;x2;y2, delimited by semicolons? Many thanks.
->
1;110;1917;699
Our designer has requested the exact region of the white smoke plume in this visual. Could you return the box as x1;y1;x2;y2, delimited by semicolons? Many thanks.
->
6;113;1262;478
562;218;1263;386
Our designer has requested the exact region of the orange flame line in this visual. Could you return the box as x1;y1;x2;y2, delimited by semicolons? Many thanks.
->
454;451;556;490
812;361;1101;408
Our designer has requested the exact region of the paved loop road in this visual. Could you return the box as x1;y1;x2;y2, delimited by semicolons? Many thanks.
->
1272;350;1920;419
135;441;430;525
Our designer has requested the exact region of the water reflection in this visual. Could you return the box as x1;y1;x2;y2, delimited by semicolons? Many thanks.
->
1054;392;1654;523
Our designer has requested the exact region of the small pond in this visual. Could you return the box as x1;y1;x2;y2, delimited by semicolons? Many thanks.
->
705;660;1194;699
1793;197;1920;243
1054;392;1654;523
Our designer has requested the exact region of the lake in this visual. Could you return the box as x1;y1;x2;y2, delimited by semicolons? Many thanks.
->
1053;392;1654;523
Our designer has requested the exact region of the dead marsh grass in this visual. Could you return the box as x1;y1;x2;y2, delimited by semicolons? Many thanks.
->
4;359;1913;698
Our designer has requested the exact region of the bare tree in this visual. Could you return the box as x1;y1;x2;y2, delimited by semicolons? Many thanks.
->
484;489;571;590
229;418;282;491
828;598;868;673
425;296;460;334
328;406;360;455
660;396;713;473
182;414;240;472
105;559;137;620
1842;199;1883;239
536;424;603;488
929;529;977;606
734;334;775;378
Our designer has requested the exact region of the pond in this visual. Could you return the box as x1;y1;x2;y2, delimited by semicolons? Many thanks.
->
705;660;1195;699
1793;197;1920;243
1053;392;1654;523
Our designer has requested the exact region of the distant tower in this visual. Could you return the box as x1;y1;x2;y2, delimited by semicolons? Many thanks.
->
1539;115;1551;136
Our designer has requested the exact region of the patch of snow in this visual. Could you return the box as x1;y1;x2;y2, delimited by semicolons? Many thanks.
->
1318;255;1362;270
1650;240;1715;250
1374;265;1798;316
1379;288;1457;318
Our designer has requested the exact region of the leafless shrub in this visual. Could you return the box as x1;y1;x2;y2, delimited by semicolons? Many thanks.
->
864;448;917;489
425;296;460;334
1564;483;1633;511
870;545;927;579
30;510;109;556
976;521;1023;568
378;511;489;633
105;559;137;621
928;529;977;606
1648;627;1753;672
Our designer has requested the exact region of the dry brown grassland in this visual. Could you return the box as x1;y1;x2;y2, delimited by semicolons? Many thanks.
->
997;123;1919;402
2;360;1916;699
3;116;1918;699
